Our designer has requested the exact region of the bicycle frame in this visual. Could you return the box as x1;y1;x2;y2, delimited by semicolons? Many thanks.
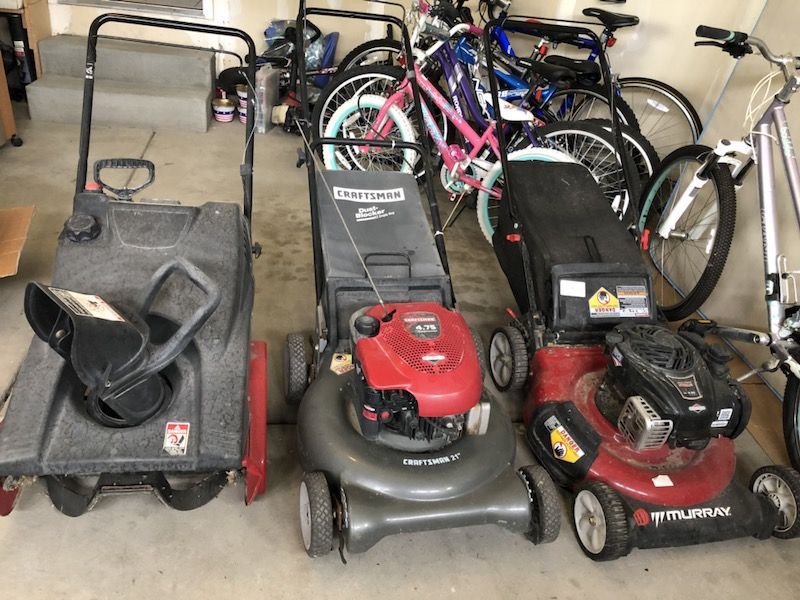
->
366;63;502;196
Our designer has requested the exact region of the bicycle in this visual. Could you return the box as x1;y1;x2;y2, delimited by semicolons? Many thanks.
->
479;0;702;158
637;25;800;469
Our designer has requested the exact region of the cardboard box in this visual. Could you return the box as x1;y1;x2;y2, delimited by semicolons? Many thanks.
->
0;206;35;277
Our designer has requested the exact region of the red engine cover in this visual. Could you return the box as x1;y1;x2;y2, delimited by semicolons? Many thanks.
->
355;303;481;417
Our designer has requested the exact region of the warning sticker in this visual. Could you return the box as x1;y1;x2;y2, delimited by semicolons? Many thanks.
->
544;416;585;463
588;287;620;318
330;353;354;375
49;287;125;322
617;285;650;318
163;422;190;456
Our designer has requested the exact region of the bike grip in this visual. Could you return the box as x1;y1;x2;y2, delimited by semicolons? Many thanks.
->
696;25;747;44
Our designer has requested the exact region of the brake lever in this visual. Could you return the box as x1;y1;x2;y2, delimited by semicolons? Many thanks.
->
694;40;752;59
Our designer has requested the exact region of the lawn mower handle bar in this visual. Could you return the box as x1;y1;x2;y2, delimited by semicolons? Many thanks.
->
74;13;258;227
482;16;637;225
296;1;450;302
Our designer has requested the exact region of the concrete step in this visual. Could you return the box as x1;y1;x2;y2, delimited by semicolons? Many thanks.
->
27;75;212;132
38;35;215;88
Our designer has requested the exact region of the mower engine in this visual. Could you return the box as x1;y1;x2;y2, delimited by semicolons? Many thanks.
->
598;324;750;451
350;303;488;451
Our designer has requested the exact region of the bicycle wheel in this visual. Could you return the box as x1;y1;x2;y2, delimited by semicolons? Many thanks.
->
784;374;800;471
619;77;702;159
535;121;643;209
335;39;403;75
322;93;417;173
583;118;661;200
312;65;405;140
544;84;640;132
638;144;736;320
476;147;577;244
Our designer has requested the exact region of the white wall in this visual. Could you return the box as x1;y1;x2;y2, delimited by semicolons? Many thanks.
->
694;0;800;394
47;0;765;115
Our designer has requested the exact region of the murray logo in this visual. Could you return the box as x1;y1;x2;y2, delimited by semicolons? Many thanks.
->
646;506;732;528
333;186;405;203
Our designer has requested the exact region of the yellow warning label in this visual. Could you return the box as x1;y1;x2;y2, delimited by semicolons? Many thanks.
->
550;426;585;463
588;287;620;318
330;353;354;375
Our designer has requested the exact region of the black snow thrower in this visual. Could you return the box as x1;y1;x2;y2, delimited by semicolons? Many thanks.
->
0;14;267;517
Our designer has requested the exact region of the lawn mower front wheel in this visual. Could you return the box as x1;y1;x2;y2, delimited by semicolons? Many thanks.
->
573;481;632;561
300;471;334;558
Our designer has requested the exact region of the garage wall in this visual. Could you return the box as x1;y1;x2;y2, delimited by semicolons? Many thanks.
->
693;0;800;394
47;0;764;118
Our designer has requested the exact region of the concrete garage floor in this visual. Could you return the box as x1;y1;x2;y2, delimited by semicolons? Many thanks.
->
1;110;799;599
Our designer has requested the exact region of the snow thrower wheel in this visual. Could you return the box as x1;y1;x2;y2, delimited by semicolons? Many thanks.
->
519;465;561;544
300;471;334;557
470;328;487;383
751;465;800;539
284;333;308;405
489;326;528;392
573;481;631;561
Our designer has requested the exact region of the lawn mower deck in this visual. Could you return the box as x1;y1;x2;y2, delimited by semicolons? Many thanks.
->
0;14;266;516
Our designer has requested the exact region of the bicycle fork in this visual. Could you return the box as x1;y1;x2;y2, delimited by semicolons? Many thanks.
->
656;139;751;242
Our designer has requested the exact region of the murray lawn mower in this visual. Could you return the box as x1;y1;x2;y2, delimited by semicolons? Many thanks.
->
483;18;800;560
284;1;561;558
0;14;266;517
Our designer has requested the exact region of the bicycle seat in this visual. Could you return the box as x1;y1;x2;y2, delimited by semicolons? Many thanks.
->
582;7;639;31
544;55;601;85
517;57;576;89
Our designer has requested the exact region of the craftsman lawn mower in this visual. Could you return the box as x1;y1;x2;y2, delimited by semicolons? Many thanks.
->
283;1;561;558
0;14;266;517
482;17;800;560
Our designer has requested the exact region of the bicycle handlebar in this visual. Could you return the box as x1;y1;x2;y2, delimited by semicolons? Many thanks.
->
696;25;748;44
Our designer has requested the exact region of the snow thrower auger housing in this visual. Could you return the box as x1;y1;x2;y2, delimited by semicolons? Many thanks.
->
0;14;266;517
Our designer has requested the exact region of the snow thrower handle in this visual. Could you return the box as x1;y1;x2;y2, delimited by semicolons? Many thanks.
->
93;158;155;201
105;258;221;399
74;13;257;228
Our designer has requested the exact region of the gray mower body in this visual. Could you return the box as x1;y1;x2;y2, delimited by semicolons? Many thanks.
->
298;169;533;552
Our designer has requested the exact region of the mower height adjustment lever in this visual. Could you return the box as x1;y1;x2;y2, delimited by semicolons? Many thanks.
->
93;158;156;201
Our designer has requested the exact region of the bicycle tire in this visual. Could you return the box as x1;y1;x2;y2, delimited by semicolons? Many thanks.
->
322;93;417;173
618;77;702;158
536;120;644;208
544;84;640;132
784;374;800;471
638;144;736;320
583;118;661;200
335;38;403;75
312;64;405;140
